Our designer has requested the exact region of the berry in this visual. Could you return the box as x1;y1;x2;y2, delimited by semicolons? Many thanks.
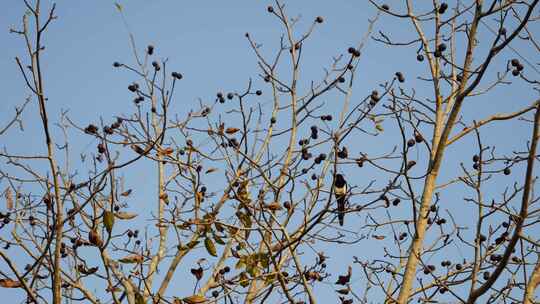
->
473;155;479;163
255;90;262;96
437;43;447;52
395;72;405;83
512;69;520;76
147;45;154;55
113;62;121;68
382;4;390;10
338;76;346;83
172;72;183;80
407;139;416;147
315;16;324;23
510;59;520;67
414;132;424;143
152;61;161;71
270;117;276;124
503;168;511;175
438;3;448;14
267;6;274;13
227;92;234;100
417;54;424;62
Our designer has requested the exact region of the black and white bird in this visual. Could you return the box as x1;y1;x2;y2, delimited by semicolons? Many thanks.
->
333;174;348;226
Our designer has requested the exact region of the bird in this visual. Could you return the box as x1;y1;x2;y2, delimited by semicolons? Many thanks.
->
333;173;348;226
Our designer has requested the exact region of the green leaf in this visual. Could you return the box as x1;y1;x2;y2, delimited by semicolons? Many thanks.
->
213;233;226;245
239;272;249;287
204;237;217;257
114;2;123;12
103;211;115;234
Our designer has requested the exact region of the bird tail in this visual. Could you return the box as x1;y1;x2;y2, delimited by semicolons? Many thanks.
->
337;196;345;226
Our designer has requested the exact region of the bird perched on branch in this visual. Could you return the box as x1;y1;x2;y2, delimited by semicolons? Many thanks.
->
333;174;348;226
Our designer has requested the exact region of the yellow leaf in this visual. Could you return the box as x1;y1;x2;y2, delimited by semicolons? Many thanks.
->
204;237;217;257
0;279;22;288
4;188;13;210
118;254;144;264
120;189;132;197
115;212;138;220
103;211;115;234
158;147;174;156
225;127;239;134
183;294;208;304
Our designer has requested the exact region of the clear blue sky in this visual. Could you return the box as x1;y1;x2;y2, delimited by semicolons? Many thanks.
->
1;1;539;303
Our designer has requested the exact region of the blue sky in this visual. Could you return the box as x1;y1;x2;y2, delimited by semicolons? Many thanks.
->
1;1;540;303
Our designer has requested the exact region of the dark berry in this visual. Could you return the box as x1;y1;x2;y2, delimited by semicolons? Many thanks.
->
147;45;154;55
113;62;121;68
417;54;424;62
503;168;511;175
510;59;520;67
395;72;405;83
438;3;448;14
255;90;262;96
267;6;274;13
437;43;447;52
382;4;390;10
315;16;324;23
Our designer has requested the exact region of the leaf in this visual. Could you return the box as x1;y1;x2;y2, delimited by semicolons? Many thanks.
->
204;237;217;257
88;229;103;247
235;259;246;270
4;188;13;210
120;189;132;197
335;266;352;285
375;124;384;132
115;211;138;220
205;167;218;174
118;254;144;264
239;272;249;287
372;234;386;240
158;147;174;156
183;294;208;304
103;211;115;234
0;279;22;288
225;127;239;134
213;233;226;245
135;291;145;304
265;201;282;211
114;2;123;12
